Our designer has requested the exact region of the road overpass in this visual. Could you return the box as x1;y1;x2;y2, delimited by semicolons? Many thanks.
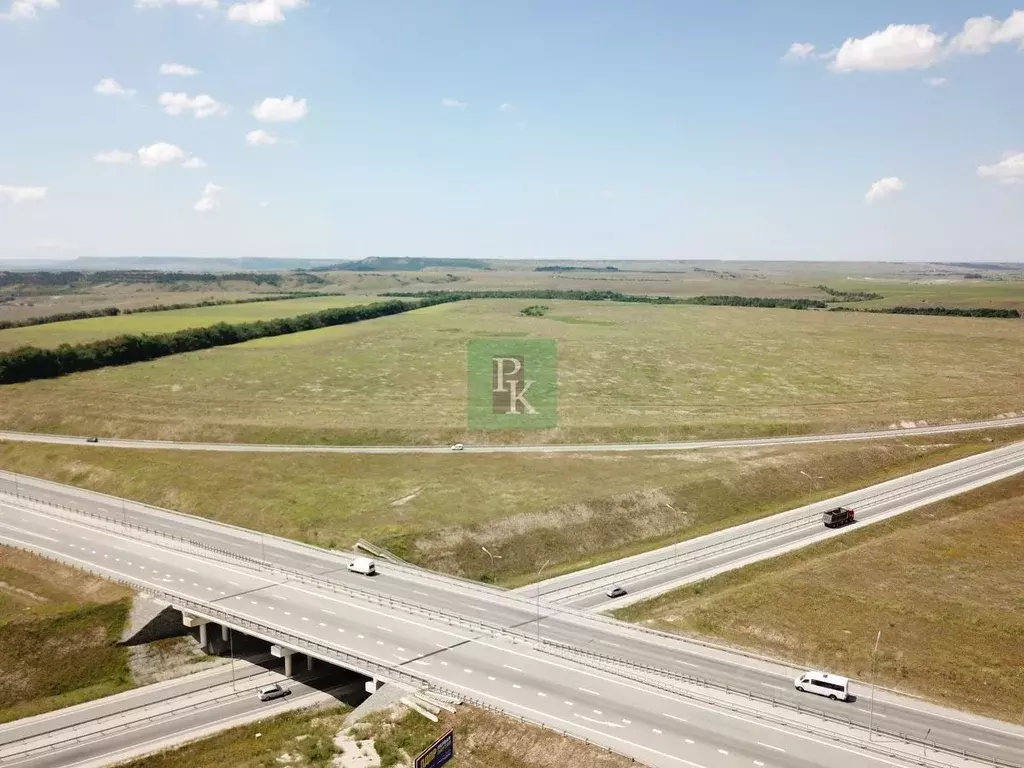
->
1;479;1022;767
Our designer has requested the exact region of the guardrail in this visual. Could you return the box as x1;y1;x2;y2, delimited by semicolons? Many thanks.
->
538;641;1019;768
3;485;1021;767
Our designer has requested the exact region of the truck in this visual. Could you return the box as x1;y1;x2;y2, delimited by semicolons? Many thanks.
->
822;506;855;528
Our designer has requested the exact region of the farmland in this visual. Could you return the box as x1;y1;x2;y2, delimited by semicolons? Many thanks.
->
0;298;1021;445
0;295;377;351
614;473;1024;722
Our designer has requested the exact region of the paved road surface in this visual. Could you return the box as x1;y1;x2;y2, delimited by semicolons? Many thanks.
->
1;414;1023;454
525;441;1024;609
1;491;1021;768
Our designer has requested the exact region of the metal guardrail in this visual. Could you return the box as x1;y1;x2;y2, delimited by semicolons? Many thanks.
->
539;642;1019;768
3;486;1021;767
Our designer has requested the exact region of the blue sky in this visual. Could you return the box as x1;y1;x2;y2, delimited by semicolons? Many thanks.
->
1;0;1022;262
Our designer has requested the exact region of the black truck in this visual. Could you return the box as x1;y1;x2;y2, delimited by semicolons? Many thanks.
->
822;506;856;528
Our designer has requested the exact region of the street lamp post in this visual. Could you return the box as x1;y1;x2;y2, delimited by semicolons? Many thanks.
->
799;470;824;510
535;559;550;644
664;503;679;565
229;628;236;692
481;547;502;580
869;630;881;741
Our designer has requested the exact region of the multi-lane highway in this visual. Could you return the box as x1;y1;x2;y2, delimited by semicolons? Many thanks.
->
525;440;1024;609
1;414;1023;454
1;473;1023;768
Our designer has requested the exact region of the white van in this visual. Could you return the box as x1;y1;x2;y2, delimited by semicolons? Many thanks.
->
794;671;850;701
347;557;377;575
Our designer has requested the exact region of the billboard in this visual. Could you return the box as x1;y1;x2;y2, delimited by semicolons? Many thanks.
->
414;729;454;768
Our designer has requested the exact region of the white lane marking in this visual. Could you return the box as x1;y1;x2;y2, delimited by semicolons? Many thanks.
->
413;660;431;667
680;661;700;668
652;728;662;734
762;684;785;691
250;601;258;605
464;669;473;674
357;634;364;639
537;692;546;697
513;684;521;689
321;609;335;615
267;606;274;611
186;567;197;573
397;647;405;652
685;739;694;745
578;688;601;696
663;713;688;723
376;626;393;633
376;641;384;646
857;708;887;718
754;762;764;767
969;738;1001;748
574;713;624;728
488;676;496;681
757;742;786;753
284;611;292;616
440;661;448;667
464;605;490;613
228;581;239;586
503;664;523;673
0;522;58;542
622;719;631;724
413;590;430;597
337;628;344;633
564;701;573;706
717;749;729;755
301;617;309;622
600;640;623;648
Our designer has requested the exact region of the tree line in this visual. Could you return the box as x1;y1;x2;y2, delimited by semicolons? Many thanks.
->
815;285;884;302
0;292;347;331
383;289;828;309
0;296;461;385
831;305;1020;318
0;270;284;288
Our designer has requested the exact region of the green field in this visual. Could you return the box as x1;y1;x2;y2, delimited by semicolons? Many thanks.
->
0;433;1014;584
0;298;1022;444
0;546;134;723
0;295;377;351
835;278;1024;311
614;474;1024;723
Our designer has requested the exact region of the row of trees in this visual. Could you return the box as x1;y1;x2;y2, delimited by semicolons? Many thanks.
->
383;289;827;309
832;305;1020;318
815;285;884;302
0;292;344;331
0;297;462;385
0;270;284;288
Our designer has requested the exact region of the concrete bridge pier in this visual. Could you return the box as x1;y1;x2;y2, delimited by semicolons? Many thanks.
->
180;613;211;651
271;644;297;677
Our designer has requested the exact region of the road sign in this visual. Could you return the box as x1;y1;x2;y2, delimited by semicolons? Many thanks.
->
414;728;454;768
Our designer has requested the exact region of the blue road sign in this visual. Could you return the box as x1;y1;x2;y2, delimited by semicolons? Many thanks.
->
414;728;454;768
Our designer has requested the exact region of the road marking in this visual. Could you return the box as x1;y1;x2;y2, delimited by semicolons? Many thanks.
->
267;606;274;611
440;661;448;666
663;713;688;723
513;684;521;689
969;738;1001;748
857;708;887;718
593;709;602;715
357;634;364;639
685;739;694;744
578;688;601;696
321;609;335;615
600;640;623;648
564;701;573;706
680;661;700;668
337;628;344;632
652;728;662;734
284;611;292;616
186;567;197;573
574;713;624;728
757;742;786;753
301;617;309;621
319;622;326;627
228;581;239;586
376;640;384;646
717;749;729;755
762;684;785;691
754;762;765;767
397;647;405;652
622;719;631;724
413;660;431;666
464;669;473;674
503;664;523;673
537;692;546;697
376;626;393;633
251;601;258;605
488;676;496;681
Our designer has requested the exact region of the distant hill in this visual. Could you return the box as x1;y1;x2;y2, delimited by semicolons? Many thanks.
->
312;256;491;272
0;257;347;272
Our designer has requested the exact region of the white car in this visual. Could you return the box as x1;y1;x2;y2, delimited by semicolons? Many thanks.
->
606;586;627;599
347;557;377;575
794;671;850;701
451;443;464;451
257;683;290;702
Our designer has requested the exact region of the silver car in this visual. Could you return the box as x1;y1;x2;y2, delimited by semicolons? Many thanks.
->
257;683;290;702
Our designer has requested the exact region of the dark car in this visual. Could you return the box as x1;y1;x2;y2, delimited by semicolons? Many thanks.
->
822;507;855;528
86;437;99;443
605;586;628;599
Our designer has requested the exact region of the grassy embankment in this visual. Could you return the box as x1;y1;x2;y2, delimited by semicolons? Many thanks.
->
0;547;134;723
615;473;1024;723
0;431;1018;586
0;298;1022;445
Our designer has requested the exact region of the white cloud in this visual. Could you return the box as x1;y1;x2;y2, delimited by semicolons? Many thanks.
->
135;0;217;9
94;150;134;164
159;92;227;118
0;185;47;203
441;97;467;108
864;177;905;204
782;42;815;61
245;129;279;146
499;102;516;112
951;11;1024;53
94;78;136;97
160;62;199;76
138;142;187;167
194;183;223;212
182;157;207;169
227;0;305;25
925;76;947;87
977;152;1024;184
1;0;58;22
831;24;946;72
252;96;307;122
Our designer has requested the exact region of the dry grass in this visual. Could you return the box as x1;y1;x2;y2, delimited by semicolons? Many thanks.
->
615;474;1024;723
118;707;350;768
0;546;135;723
364;705;639;768
0;432;1017;585
1;298;1022;445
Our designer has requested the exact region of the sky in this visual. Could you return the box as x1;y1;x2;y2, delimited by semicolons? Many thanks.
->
1;1;1023;263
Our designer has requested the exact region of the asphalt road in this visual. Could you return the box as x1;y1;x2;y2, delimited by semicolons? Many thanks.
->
1;414;1023;454
525;440;1024;609
1;492;1022;768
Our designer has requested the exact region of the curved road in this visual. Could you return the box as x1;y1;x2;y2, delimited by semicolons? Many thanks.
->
1;415;1023;455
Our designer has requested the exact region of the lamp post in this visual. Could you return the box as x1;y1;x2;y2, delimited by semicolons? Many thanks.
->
799;470;824;507
535;559;550;644
664;503;680;565
869;630;881;741
481;547;502;580
229;628;236;692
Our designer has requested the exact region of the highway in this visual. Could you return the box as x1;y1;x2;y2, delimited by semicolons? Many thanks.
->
524;440;1024;609
1;479;1023;767
0;414;1023;454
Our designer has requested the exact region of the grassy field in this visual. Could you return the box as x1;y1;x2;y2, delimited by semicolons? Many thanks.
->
0;298;1022;445
0;295;378;351
0;432;1016;584
0;546;135;723
835;278;1024;311
614;474;1024;723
